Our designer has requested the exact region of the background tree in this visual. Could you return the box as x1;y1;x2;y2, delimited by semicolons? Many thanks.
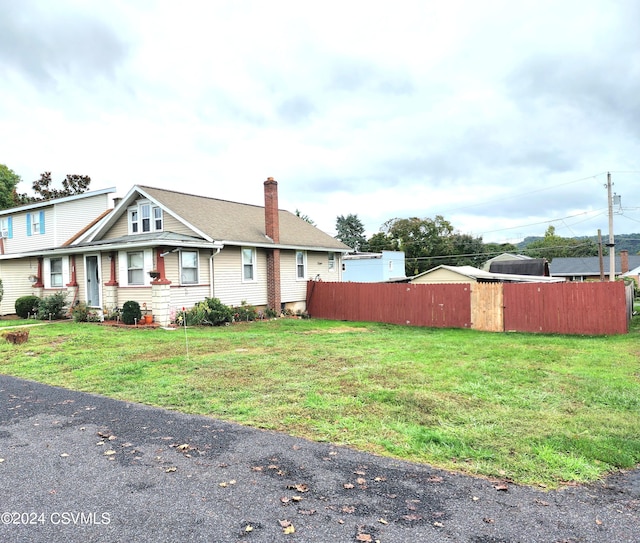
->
17;172;92;203
524;225;599;261
445;232;486;267
482;241;518;256
377;216;448;275
368;215;484;276
335;213;368;252
0;164;22;209
295;209;316;225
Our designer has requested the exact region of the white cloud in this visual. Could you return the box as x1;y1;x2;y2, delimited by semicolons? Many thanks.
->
1;0;639;243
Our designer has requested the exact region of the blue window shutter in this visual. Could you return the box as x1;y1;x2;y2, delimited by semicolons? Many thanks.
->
7;217;12;238
39;211;45;234
26;213;32;236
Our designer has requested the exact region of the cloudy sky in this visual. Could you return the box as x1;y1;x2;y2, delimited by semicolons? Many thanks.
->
1;0;639;243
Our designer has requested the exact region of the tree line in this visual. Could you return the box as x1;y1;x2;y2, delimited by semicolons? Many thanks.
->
334;214;603;277
0;164;91;208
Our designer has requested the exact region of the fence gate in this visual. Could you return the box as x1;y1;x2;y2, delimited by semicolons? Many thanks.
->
471;283;503;332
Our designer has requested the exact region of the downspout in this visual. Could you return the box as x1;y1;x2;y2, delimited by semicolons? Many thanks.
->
209;245;222;299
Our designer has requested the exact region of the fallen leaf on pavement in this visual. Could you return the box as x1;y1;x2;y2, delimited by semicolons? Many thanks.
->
493;484;509;491
343;483;354;489
378;518;388;525
356;533;373;542
165;466;177;473
104;450;116;456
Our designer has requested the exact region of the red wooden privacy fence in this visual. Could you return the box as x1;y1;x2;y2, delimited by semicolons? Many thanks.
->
306;280;630;335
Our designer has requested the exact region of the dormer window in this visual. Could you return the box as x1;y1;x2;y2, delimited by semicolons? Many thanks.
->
129;200;163;234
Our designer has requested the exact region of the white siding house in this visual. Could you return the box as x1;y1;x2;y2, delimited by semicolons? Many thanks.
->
0;180;350;323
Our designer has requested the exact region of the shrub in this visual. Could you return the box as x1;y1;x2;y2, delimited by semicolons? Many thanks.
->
264;307;279;319
182;298;233;326
37;291;68;320
71;302;102;322
122;300;142;325
15;295;41;319
233;300;258;322
71;302;90;322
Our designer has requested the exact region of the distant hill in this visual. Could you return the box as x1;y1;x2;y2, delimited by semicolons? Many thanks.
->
518;233;640;255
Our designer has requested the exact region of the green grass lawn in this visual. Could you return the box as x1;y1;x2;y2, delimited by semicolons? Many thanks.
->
1;318;639;488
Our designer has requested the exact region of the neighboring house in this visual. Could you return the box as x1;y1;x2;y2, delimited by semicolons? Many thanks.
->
410;265;565;285
549;251;640;282
0;187;116;314
342;251;406;282
0;178;351;323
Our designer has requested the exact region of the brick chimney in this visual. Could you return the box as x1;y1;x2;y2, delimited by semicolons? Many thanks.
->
264;176;280;243
620;250;629;274
264;177;281;312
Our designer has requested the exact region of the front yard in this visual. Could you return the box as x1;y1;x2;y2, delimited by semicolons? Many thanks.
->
1;318;639;488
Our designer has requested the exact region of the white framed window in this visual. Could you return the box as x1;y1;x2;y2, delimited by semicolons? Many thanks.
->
140;203;151;232
128;201;163;234
328;252;335;272
43;257;68;288
50;258;63;287
180;250;198;284
0;216;12;239
154;206;163;230
242;247;255;281
27;211;45;236
130;209;139;233
296;251;307;280
127;251;144;285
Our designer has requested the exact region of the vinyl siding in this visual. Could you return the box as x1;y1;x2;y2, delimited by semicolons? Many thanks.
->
101;212;129;239
0;259;41;314
55;194;111;245
102;206;197;239
212;246;268;307
0;194;111;255
169;286;210;312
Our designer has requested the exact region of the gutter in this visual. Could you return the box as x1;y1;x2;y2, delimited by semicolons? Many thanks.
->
209;244;223;299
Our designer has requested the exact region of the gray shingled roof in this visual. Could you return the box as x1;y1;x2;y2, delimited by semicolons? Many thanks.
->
549;255;640;275
138;185;350;251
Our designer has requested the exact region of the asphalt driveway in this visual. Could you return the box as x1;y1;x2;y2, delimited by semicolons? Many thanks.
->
0;374;638;543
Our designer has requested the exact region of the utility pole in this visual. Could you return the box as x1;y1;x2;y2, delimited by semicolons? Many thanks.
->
606;172;615;281
597;229;604;281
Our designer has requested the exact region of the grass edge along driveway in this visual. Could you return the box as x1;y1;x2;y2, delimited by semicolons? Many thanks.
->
1;318;639;489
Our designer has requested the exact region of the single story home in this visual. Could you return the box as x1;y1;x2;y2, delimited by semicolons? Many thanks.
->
0;178;351;324
549;251;640;282
410;265;565;285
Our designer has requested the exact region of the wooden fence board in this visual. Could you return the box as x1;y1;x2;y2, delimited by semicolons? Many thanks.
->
307;280;629;335
471;283;503;332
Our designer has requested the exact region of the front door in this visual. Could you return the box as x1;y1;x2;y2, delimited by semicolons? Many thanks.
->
85;255;101;307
